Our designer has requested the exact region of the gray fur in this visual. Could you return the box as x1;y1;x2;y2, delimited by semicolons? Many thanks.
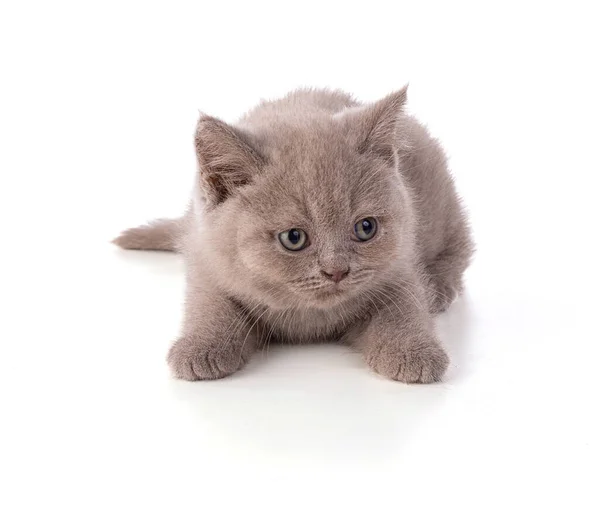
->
114;87;474;383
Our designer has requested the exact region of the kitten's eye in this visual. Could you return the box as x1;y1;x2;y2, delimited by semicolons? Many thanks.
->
354;217;378;241
278;228;308;251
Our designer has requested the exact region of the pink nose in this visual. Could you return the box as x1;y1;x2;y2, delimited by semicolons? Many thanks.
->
321;268;350;283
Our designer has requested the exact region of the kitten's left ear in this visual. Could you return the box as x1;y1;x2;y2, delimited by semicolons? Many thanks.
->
348;86;409;159
195;115;266;206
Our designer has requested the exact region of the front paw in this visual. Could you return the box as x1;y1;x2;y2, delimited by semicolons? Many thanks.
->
167;335;249;381
366;335;449;383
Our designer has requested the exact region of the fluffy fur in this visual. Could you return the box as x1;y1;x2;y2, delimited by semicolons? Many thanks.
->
114;87;474;383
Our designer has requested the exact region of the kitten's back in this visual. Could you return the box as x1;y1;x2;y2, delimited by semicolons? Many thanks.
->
239;88;359;129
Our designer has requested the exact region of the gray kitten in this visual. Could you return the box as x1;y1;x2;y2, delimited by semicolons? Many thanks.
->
114;87;474;383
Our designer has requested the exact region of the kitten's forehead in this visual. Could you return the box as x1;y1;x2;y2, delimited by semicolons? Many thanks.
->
246;125;395;226
263;120;351;170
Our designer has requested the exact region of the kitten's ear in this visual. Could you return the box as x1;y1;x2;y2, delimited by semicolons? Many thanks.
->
195;115;265;206
354;86;408;159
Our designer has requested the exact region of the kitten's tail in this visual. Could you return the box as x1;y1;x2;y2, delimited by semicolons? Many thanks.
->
112;217;184;252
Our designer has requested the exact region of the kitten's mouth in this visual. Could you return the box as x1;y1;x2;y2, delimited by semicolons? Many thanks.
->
312;283;351;303
291;273;373;307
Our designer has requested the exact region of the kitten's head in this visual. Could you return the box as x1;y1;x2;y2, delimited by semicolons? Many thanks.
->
193;88;415;309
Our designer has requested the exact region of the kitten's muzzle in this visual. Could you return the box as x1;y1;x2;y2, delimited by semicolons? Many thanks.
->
320;268;350;283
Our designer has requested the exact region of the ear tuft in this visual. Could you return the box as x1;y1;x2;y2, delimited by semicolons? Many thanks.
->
195;115;265;206
356;85;408;159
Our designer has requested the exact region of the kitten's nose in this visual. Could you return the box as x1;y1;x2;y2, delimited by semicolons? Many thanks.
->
321;268;350;283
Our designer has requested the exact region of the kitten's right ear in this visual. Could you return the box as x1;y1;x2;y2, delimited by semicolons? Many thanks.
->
195;115;265;206
341;86;409;161
357;87;408;158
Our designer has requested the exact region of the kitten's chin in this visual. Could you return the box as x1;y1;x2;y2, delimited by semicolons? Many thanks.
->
261;291;346;311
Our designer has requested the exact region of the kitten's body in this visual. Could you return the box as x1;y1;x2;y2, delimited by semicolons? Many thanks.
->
115;88;473;382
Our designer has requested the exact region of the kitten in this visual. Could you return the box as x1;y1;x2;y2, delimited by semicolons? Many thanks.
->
114;87;474;383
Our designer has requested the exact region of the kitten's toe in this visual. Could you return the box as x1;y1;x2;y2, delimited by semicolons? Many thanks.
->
167;337;246;380
367;337;449;383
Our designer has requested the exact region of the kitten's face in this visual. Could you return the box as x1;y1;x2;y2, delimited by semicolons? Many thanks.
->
217;129;410;310
195;89;412;309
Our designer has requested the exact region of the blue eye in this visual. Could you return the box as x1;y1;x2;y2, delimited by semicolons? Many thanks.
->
279;228;308;251
354;217;377;241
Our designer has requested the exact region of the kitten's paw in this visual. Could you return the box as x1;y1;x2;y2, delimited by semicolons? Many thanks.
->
427;278;462;314
428;283;458;314
366;336;449;383
167;336;249;381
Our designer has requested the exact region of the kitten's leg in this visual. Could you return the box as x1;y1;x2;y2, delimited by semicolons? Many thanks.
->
353;279;449;383
167;285;257;380
425;232;474;314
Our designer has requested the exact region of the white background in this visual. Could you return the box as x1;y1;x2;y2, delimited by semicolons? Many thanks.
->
1;1;599;509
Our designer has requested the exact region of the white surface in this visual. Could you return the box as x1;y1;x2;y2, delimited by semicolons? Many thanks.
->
1;1;599;509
